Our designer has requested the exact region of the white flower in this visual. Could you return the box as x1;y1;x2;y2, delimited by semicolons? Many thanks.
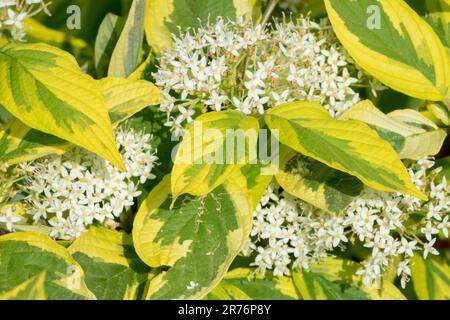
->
328;224;348;248
423;238;439;258
4;9;26;29
396;259;411;289
421;221;439;241
25;128;158;240
252;96;269;114
287;64;305;87
232;96;252;115
272;89;290;106
186;281;199;290
0;206;21;231
204;91;228;111
438;215;449;238
245;157;449;287
0;1;16;8
397;238;416;257
176;106;195;124
426;203;442;221
154;16;375;133
0;0;51;40
397;259;411;277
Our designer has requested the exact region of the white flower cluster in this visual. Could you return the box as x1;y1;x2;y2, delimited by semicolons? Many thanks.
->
0;0;51;41
154;16;379;137
245;158;449;289
350;159;449;289
242;183;349;277
25;128;157;240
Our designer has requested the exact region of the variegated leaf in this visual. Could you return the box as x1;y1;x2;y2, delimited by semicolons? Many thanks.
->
94;13;125;77
325;0;450;101
420;0;450;57
0;43;123;169
207;268;300;300
108;0;146;77
275;146;364;213
0;77;162;164
0;272;46;300
293;258;406;300
128;53;154;81
171;111;259;198
340;100;447;160
133;175;253;299
225;163;274;211
68;227;150;300
0;232;95;300
98;77;163;125
264;101;425;199
411;254;450;300
425;102;450;126
0;118;68;164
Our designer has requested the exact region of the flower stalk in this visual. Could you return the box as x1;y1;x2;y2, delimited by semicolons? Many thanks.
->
261;0;280;27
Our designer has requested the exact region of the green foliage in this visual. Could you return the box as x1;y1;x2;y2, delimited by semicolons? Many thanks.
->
410;254;450;300
0;0;448;302
69;227;150;300
265;101;425;198
292;258;406;300
108;0;146;77
133;175;253;299
276;146;364;213
0;233;95;300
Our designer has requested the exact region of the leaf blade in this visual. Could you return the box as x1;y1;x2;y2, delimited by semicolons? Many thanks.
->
325;0;450;100
265;101;425;199
0;43;123;169
108;0;146;77
133;175;253;299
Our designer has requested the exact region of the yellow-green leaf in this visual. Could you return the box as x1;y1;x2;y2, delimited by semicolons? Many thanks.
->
229;163;274;211
264;101;425;199
0;232;95;300
171;111;259;198
0;43;123;169
411;254;450;300
426;102;450;126
207;268;300;300
422;0;450;57
68;227;151;300
127;53;154;81
276;146;364;213
340;100;447;160
145;0;261;54
94;13;125;77
0;118;68;164
24;18;91;61
325;0;450;101
0;77;162;164
108;0;146;77
133;175;253;299
98;77;163;125
0;272;46;300
293;258;406;300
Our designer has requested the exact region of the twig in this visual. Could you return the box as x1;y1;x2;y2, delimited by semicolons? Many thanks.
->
261;0;280;27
